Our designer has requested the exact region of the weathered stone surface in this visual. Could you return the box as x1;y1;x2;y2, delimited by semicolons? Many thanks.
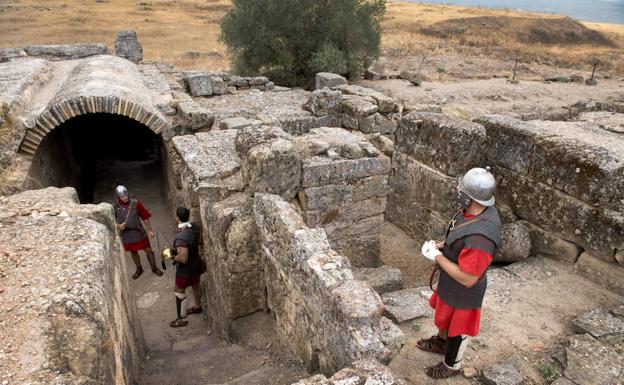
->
612;305;624;317
576;252;624;296
316;72;348;90
572;309;624;338
551;378;576;385
254;194;392;374
249;76;269;86
206;193;265;329
360;113;397;134
334;84;395;113
402;103;442;114
228;75;248;87
390;153;456;216
367;134;394;157
565;334;623;385
495;222;532;263
183;73;213;96
291;374;331;385
579;111;624;134
378;317;405;359
0;188;143;385
0;47;27;60
219;117;261;130
299;175;388;211
303;197;386;229
342;95;379;129
211;76;227;95
332;234;381;268
236;125;301;199
523;221;581;262
293;358;406;385
353;266;403;295
482;362;524;385
396;112;486;176
114;29;143;63
528;120;624;212
302;155;391;187
324;215;384;242
496;167;624;259
176;100;215;131
24;43;108;59
475;115;542;175
381;288;433;323
386;191;449;241
305;88;343;116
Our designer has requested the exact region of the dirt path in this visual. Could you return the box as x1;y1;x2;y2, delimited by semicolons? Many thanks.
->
92;159;306;385
356;78;624;119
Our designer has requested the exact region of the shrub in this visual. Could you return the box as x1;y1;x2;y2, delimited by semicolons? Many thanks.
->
220;0;386;88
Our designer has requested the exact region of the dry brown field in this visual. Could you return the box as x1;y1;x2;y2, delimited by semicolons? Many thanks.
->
0;0;622;72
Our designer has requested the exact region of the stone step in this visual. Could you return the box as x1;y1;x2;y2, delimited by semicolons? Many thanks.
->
140;342;266;385
353;265;403;295
381;287;433;323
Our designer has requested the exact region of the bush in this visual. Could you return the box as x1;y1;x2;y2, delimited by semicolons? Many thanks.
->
220;0;386;88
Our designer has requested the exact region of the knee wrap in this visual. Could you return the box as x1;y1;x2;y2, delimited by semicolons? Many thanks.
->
444;335;469;370
175;292;187;319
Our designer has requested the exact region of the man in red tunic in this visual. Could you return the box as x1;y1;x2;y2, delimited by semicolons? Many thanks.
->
114;185;163;279
417;167;502;379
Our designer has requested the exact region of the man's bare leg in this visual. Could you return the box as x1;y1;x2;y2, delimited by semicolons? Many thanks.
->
187;282;203;314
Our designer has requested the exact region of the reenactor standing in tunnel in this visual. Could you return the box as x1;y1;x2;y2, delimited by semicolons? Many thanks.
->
114;185;163;279
417;167;502;379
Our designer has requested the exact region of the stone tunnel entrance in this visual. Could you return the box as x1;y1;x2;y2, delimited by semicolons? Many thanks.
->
26;113;162;203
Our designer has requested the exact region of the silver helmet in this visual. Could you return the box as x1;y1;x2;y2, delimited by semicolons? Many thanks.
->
458;167;496;207
115;185;129;198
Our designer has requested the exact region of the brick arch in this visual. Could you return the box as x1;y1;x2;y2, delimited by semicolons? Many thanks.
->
19;96;170;156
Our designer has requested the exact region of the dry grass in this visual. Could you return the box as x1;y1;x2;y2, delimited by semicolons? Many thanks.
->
383;2;624;73
0;0;622;72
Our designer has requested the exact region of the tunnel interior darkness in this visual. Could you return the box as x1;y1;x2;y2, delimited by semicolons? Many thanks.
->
27;113;162;203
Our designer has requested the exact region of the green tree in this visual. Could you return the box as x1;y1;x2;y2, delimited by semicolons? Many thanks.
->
220;0;386;88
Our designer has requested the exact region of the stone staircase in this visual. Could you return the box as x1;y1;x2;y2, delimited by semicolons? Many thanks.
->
140;332;305;385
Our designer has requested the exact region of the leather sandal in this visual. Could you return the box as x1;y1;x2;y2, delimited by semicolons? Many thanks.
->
132;266;144;279
426;362;459;379
151;267;164;276
416;334;446;354
169;318;188;328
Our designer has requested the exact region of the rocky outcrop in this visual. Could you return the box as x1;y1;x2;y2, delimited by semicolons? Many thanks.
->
292;358;407;384
0;187;143;385
115;30;143;64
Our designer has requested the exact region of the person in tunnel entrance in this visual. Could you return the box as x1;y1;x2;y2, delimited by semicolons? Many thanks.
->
113;185;163;279
417;167;502;379
168;206;205;328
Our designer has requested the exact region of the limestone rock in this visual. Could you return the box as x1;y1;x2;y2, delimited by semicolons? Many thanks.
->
176;100;215;131
183;73;213;96
211;76;226;95
612;306;624;317
0;47;27;60
378;317;405;356
496;222;532;263
572;309;624;338
482;362;524;385
301;155;391;188
334;84;395;113
360;113;397;135
305;88;343;116
236;126;301;199
353;266;403;295
219;117;261;130
576;253;624;295
114;29;143;63
367;134;394;157
342;95;379;129
24;43;108;59
316;72;348;90
249;76;269;86
291;374;331;385
396;112;486;176
402;103;442;114
616;250;624;265
564;334;623;385
381;288;433;323
523;221;581;262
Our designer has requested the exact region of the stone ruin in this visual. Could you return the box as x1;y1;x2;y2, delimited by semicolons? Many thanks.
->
0;37;623;385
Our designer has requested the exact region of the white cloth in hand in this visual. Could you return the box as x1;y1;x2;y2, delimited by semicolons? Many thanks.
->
421;240;442;261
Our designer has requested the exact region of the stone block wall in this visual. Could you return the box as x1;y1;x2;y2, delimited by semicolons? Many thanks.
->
182;71;275;97
0;187;143;384
254;193;399;375
295;127;391;267
388;112;624;294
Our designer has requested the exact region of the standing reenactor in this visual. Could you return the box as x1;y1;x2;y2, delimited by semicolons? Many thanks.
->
418;167;502;379
114;185;163;279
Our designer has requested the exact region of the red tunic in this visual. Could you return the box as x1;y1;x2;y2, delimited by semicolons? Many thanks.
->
429;212;494;337
120;199;152;252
